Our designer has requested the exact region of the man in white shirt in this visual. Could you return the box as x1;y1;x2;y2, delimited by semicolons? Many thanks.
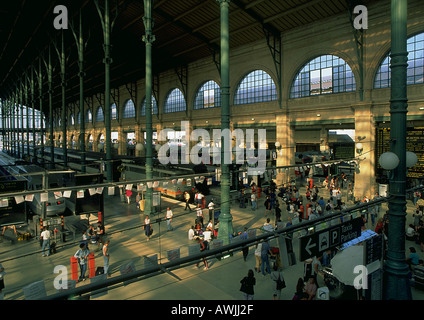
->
102;240;110;276
165;207;174;231
208;200;214;221
40;226;51;257
196;205;204;228
188;226;195;240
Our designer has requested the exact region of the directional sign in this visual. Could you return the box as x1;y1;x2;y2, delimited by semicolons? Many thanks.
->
299;217;362;261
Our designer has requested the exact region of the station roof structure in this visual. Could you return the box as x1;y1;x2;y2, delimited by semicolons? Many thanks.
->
0;0;372;111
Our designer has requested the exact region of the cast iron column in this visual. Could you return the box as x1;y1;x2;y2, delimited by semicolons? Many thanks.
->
95;0;114;182
143;0;154;217
384;0;412;300
217;0;233;245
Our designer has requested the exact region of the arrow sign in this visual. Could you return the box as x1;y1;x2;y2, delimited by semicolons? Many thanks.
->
305;237;317;255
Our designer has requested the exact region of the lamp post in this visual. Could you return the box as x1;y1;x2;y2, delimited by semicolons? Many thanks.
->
383;0;411;300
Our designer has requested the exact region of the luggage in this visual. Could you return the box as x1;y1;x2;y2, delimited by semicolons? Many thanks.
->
95;266;104;276
49;241;57;255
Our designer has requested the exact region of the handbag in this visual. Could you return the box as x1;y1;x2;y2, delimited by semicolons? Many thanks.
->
276;273;286;290
240;278;247;293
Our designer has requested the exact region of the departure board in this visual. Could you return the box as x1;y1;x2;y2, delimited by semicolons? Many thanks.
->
376;127;424;178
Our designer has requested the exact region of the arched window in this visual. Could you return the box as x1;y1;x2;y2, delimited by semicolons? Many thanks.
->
194;80;221;109
76;112;81;125
234;70;277;105
111;103;118;120
95;106;104;122
290;55;355;98
164;88;186;113
374;32;424;88
70;114;75;126
122;99;136;119
141;96;158;116
85;109;92;123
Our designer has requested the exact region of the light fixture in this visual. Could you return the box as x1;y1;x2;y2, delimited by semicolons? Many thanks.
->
355;142;363;154
316;114;321;117
406;151;418;168
135;143;144;152
274;141;282;156
355;136;366;154
379;152;399;170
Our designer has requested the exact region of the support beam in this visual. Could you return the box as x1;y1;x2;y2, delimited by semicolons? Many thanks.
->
143;0;155;217
217;0;233;245
384;0;411;300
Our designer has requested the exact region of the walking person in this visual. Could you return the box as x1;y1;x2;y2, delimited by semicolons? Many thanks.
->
184;191;192;211
0;262;5;298
143;215;152;241
40;226;51;257
74;243;90;282
254;241;262;273
270;264;285;300
251;192;257;211
102;240;110;276
240;269;256;300
165;207;174;231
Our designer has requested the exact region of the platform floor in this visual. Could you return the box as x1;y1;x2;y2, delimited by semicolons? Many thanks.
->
1;184;423;301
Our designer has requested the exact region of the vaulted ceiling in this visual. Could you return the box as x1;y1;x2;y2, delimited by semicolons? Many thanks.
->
0;0;373;111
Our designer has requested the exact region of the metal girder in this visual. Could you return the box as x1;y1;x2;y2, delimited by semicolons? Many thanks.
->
174;65;188;116
154;7;221;69
345;0;365;101
231;0;280;38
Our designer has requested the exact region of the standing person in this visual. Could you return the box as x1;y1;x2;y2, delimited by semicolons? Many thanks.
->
136;193;141;209
74;243;90;282
143;215;152;241
275;202;281;223
264;196;272;217
194;238;209;270
96;223;105;247
125;188;133;204
240;269;256;300
40;226;51;257
254;241;262;273
251;192;257;211
0;262;5;297
208;199;214;222
184;191;192;211
240;227;249;261
270;264;285;300
196;204;204;228
165;207;174;231
260;239;272;275
102;240;110;276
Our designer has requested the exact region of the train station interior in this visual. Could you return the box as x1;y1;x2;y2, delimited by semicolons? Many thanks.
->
0;0;424;304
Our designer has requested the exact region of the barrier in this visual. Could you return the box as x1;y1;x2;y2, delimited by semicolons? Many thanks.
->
70;257;79;280
88;253;95;278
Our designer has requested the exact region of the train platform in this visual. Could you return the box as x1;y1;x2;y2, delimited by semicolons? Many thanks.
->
1;184;424;302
